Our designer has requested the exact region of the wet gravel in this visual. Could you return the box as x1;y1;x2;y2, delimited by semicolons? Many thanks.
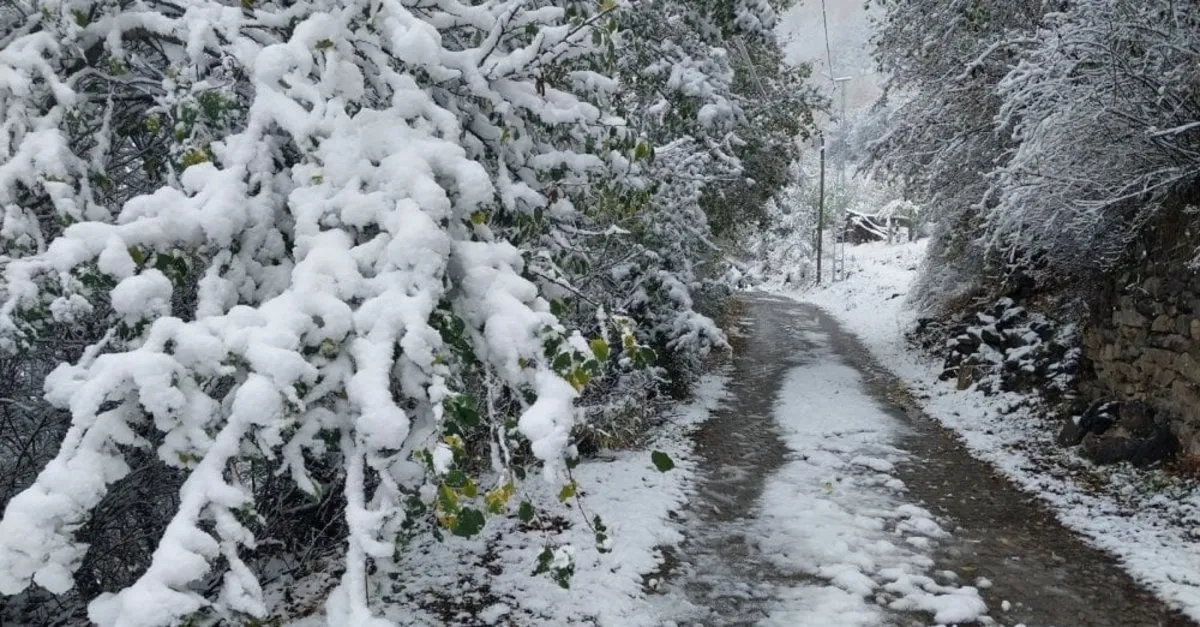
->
655;293;1196;627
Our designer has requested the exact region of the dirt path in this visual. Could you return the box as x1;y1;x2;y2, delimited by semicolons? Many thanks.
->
652;293;1195;627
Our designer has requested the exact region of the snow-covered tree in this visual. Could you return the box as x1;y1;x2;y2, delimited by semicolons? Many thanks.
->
869;0;1046;311
987;0;1200;282
0;0;811;624
703;1;814;239
745;144;908;288
551;0;814;376
0;0;634;624
745;170;820;286
873;0;1200;307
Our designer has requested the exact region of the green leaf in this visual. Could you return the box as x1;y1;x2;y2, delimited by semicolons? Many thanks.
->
444;470;468;489
557;481;577;502
180;149;210;168
534;546;554;574
590;338;610;361
437;483;459;512
446;395;480;427
441;420;464;439
451;507;485;538
651;450;675;473
518;501;535;522
197;91;225;120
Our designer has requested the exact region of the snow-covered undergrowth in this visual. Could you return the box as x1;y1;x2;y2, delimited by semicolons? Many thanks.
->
278;372;729;626
795;241;1200;620
757;344;986;626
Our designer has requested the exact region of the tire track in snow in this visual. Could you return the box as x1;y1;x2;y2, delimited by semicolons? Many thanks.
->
650;294;983;626
757;355;986;625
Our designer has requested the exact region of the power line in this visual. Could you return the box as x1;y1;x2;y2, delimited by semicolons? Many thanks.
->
816;0;835;286
733;35;769;101
820;0;836;85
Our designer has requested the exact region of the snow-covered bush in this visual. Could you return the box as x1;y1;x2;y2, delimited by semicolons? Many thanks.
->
0;0;810;624
746;186;819;287
869;0;1047;312
987;0;1200;282
0;3;631;623
874;0;1200;309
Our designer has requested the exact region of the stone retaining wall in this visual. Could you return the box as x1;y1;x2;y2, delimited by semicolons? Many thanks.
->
1081;268;1200;458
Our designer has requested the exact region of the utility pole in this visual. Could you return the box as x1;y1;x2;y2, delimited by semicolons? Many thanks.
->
837;76;849;121
833;76;852;188
816;133;826;285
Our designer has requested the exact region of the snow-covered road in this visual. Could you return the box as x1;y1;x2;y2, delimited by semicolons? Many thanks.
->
756;353;985;625
652;294;1191;627
651;295;986;625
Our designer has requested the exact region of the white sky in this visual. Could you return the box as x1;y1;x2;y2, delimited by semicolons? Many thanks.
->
777;0;883;112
